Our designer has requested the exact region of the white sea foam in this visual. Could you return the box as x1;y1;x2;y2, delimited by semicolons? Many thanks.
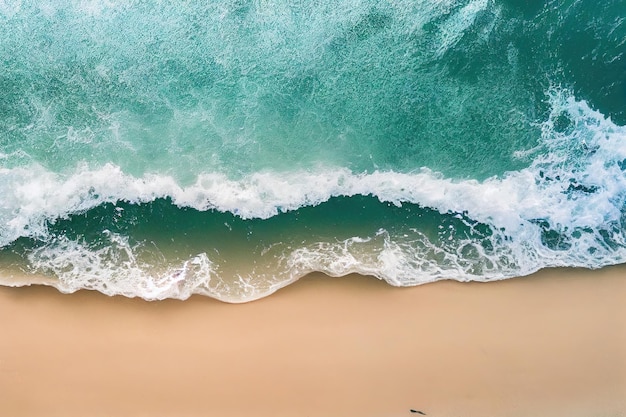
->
24;232;244;301
435;0;491;57
2;90;626;300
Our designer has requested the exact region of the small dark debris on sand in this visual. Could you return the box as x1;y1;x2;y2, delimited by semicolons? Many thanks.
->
409;410;426;415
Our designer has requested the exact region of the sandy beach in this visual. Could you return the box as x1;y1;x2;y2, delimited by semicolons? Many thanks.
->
1;266;625;417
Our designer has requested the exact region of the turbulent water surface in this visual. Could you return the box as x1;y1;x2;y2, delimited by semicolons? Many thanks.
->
1;0;625;301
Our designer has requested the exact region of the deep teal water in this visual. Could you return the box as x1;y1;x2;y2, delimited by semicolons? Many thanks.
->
1;0;625;301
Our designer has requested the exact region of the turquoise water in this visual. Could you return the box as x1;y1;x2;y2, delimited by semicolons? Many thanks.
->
1;0;625;301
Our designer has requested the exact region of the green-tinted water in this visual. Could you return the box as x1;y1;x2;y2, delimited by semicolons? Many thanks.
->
1;0;625;300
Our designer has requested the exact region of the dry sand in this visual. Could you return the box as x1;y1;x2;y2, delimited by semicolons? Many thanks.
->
0;266;625;417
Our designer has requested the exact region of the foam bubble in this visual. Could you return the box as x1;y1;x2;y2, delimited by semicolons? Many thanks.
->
25;232;229;300
24;231;308;302
435;0;491;57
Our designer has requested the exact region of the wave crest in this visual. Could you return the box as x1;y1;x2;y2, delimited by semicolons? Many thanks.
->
2;91;626;301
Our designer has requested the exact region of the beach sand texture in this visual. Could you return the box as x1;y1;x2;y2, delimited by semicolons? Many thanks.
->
1;266;625;417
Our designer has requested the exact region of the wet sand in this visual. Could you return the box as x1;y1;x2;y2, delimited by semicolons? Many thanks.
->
1;266;625;417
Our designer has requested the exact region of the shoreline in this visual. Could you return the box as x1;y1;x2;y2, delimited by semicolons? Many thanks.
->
1;266;625;417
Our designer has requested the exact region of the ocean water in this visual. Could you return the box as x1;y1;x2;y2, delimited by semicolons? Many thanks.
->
1;0;625;302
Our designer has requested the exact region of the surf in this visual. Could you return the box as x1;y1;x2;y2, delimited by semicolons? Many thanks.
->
1;0;625;301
